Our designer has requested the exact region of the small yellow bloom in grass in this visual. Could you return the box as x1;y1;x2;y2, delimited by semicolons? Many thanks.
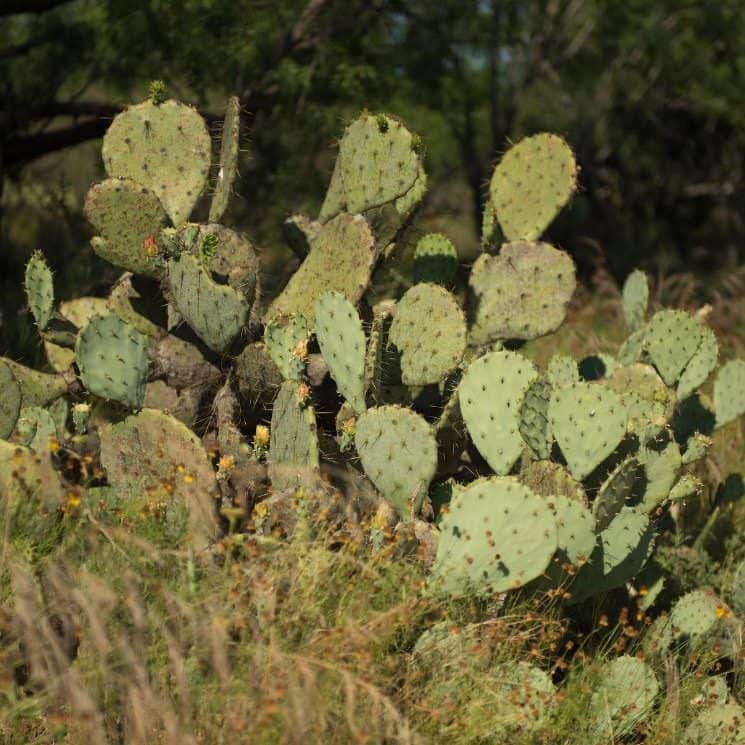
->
183;473;194;484
65;492;81;509
176;463;185;473
48;438;60;453
255;502;268;518
715;606;731;619
254;424;270;447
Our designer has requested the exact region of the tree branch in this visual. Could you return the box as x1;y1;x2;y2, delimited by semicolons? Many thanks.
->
0;0;76;17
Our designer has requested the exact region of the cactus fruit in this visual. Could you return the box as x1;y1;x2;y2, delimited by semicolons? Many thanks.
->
84;178;168;277
681;702;745;745
355;405;437;515
468;241;576;345
268;380;321;491
678;326;718;400
264;315;309;381
412;233;458;286
267;213;375;327
590;656;659;738
593;457;643;531
167;251;249;353
102;98;211;225
643;310;704;386
429;477;557;596
519;376;554;460
549;382;627;480
24;251;54;331
488;133;578;241
314;291;367;413
389;283;466;385
621;269;649;333
714;358;745;428
319;112;423;222
75;313;149;408
209;95;241;223
460;350;538;475
99;408;219;548
0;361;21;439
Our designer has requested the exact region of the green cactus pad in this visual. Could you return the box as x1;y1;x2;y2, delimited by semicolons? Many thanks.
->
84;178;168;278
264;315;309;381
546;354;579;389
682;432;712;465
389;283;466;385
481;198;499;248
267;213;375;327
167;252;249;353
546;495;596;573
621;269;649;333
520;460;586;503
314;291;367;413
0;358;67;407
682;703;745;745
355;405;437;515
102;99;211;225
15;406;58;451
602;363;674;433
731;560;745;616
0;361;21;440
637;430;682;512
460;350;538;475
468;241;576;345
60;296;111;329
549;382;627;480
668;590;725;643
488;662;555;736
269;380;321;491
714;358;745;428
668;475;702;502
412;233;458;286
75;313;149;408
100;408;219;548
24;251;54;330
519;376;553;460
590;656;659;738
594;457;643;531
209;95;241;223
489;133;578;241
429;477;557;596
643;310;703;386
319;112;423;222
618;327;646;365
678;326;718;400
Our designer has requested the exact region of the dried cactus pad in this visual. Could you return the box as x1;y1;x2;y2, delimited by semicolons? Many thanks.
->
319;112;423;222
643;309;703;386
429;477;557;596
24;251;54;330
0;361;21;439
489;133;578;241
75;313;149;409
714;358;745;428
460;350;538;475
355;405;437;515
389;283;466;385
99;408;219;548
314;291;367;413
84;178;168;278
468;241;576;345
412;233;458;285
549;382;627;480
267;213;375;327
209;95;241;223
102;99;211;225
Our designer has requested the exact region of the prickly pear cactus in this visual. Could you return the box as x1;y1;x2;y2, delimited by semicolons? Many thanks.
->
0;361;21;439
468;241;576;345
678;326;718;400
643;310;704;386
714;358;745;428
24;251;54;331
355;405;437;515
75;313;149;408
519;376;553;460
429;477;557;596
593;457;642;531
488;133;578;241
314;292;367;413
264;315;309;382
682;702;745;745
412;233;458;286
389;283;466;385
102;98;211;225
621;269;649;333
209;95;241;224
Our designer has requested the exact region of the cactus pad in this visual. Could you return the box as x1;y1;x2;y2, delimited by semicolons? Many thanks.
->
209;95;241;223
319;112;422;222
24;251;54;330
520;460;586;503
549;382;627;480
429;477;557;596
389;283;466;385
75;313;148;408
100;408;219;548
314;291;367;412
621;269;649;333
264;315;309;381
489;133;578;241
603;363;674;432
412;233;458;286
267;213;375;327
460;350;538;475
102;98;211;225
355;405;437;515
643;310;703;386
594;457;643;531
15;406;58;451
519;376;554;460
714;358;745;428
468;241;576;345
678;326;718;400
546;495;596;574
0;361;21;439
84;178;168;277
546;354;579;389
637;431;682;512
682;703;745;745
